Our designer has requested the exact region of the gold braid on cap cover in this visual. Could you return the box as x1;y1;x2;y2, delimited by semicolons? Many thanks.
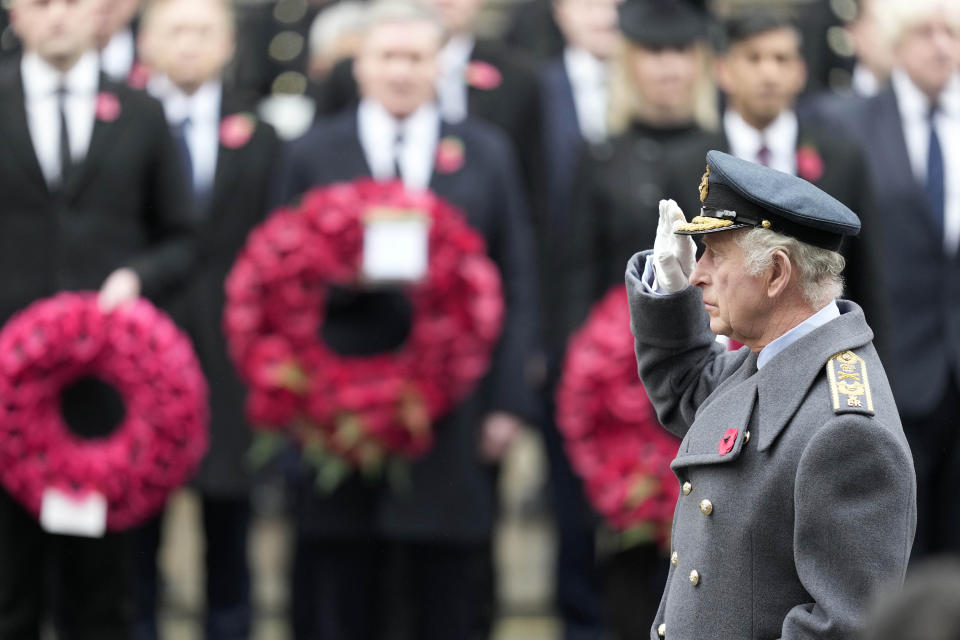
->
675;216;735;232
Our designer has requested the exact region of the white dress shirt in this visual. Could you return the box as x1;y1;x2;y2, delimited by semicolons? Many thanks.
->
357;99;440;191
151;75;222;197
436;34;474;124
724;109;799;176
21;51;99;186
851;63;882;98
892;68;960;254
100;28;135;82
563;46;608;144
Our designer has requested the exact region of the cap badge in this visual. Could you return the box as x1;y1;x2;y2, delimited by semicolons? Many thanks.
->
698;165;710;203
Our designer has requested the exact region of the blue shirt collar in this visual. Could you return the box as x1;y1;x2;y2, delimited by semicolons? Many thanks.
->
757;300;841;369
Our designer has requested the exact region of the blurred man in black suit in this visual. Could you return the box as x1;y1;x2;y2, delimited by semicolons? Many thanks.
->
0;0;194;637
842;0;960;559
313;0;543;207
273;2;539;637
536;0;621;636
131;0;281;638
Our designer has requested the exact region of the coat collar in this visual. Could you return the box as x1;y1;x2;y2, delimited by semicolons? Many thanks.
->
752;299;874;452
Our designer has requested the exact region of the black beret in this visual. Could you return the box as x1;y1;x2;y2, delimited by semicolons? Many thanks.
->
618;0;707;48
675;150;860;251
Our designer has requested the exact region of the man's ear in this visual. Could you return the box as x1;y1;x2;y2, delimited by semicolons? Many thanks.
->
766;249;793;298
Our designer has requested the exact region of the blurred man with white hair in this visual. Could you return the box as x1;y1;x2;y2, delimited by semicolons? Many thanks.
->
844;0;960;559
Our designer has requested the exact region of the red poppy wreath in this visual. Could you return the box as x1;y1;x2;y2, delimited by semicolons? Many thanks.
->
223;180;504;479
0;293;209;531
556;286;681;547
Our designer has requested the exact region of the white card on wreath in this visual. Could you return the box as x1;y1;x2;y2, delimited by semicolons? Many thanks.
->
40;487;107;538
362;208;430;284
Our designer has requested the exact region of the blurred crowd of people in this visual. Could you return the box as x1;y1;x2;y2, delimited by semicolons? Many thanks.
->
0;0;958;639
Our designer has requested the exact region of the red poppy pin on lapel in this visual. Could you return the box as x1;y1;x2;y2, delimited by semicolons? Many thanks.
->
465;61;502;90
220;113;256;149
126;63;151;91
718;428;738;456
796;145;824;182
435;136;465;174
95;92;121;122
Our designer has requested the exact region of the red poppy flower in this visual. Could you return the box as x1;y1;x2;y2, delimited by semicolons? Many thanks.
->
220;113;256;149
126;62;151;91
796;145;825;182
0;293;208;531
95;92;121;122
718;427;738;456
435;137;465;174
223;180;504;478
465;61;502;90
556;287;681;547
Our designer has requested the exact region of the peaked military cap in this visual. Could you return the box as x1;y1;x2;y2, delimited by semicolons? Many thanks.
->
618;0;707;48
676;149;861;251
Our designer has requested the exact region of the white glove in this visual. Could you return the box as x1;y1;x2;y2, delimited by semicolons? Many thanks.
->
652;199;697;293
98;268;141;313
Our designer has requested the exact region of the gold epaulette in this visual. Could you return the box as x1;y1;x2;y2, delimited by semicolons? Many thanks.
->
825;350;874;416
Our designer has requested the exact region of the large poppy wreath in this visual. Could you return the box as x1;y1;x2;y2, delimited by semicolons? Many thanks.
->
223;180;504;479
556;286;681;547
0;293;209;531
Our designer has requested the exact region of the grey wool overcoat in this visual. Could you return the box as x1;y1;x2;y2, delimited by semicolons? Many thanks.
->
625;251;916;640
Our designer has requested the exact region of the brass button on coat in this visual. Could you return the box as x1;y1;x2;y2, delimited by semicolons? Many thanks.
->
682;481;692;495
744;430;751;444
671;551;678;566
689;570;700;586
657;623;666;637
699;499;713;515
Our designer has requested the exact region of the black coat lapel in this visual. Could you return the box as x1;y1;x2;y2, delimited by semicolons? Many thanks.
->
873;89;938;233
0;63;50;195
429;121;460;193
208;94;249;219
64;77;128;199
348;109;375;179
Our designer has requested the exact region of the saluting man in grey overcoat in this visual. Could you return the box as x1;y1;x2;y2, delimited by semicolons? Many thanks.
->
626;150;917;640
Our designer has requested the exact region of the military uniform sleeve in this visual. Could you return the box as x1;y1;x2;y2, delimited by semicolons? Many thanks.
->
625;250;748;438
124;96;198;299
782;417;916;639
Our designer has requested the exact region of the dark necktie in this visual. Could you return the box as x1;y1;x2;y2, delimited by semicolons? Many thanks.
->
926;105;945;233
57;86;72;187
393;129;404;183
171;117;197;208
756;143;772;167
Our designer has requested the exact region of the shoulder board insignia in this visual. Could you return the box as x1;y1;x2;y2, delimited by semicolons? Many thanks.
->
826;350;874;416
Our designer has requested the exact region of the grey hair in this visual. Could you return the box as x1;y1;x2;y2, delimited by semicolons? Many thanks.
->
359;0;447;41
734;228;845;309
309;1;366;57
874;0;960;47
